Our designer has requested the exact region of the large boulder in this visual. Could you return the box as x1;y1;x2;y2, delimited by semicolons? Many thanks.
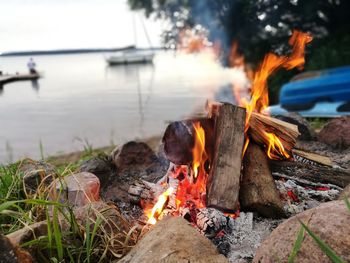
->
318;117;350;149
254;200;350;263
119;216;228;263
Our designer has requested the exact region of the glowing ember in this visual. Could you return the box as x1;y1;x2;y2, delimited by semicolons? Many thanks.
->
147;187;174;225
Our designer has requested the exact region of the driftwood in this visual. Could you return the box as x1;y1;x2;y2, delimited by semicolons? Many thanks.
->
270;161;350;188
206;103;246;211
248;112;300;158
240;143;285;218
162;118;214;165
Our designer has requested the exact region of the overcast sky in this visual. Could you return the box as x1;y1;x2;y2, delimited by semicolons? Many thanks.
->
0;0;164;52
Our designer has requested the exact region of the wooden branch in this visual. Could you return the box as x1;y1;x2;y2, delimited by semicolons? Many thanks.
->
240;143;285;218
270;161;350;188
128;180;164;205
292;149;332;167
249;112;300;158
206;103;246;211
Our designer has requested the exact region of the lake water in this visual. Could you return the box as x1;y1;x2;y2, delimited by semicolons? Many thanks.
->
0;52;240;163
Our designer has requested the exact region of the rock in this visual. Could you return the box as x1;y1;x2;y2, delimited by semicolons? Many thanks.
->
338;184;350;200
111;141;158;170
0;234;33;263
119;216;228;263
19;159;56;195
276;113;316;141
79;156;115;188
254;200;350;263
6;221;47;246
318;117;350;149
104;141;169;203
53;172;100;206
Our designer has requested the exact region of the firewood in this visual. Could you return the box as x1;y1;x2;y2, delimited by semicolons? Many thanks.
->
292;149;332;167
270;161;350;188
206;103;246;211
162;118;214;165
128;180;164;205
248;112;300;158
240;143;285;218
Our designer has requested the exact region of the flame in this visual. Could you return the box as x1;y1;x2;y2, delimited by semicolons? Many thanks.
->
147;187;174;225
242;30;312;159
263;131;290;159
192;122;207;178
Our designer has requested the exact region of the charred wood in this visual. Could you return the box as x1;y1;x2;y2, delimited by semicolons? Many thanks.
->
240;143;285;218
206;103;246;211
270;161;350;188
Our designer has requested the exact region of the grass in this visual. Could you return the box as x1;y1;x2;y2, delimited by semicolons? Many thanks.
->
307;117;329;131
0;143;138;263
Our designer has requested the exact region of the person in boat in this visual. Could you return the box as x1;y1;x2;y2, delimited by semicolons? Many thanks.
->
27;58;37;74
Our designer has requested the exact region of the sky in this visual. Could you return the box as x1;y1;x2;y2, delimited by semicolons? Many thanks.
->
0;0;164;52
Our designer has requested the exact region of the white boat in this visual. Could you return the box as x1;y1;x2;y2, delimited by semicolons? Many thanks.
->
105;14;154;65
106;49;154;65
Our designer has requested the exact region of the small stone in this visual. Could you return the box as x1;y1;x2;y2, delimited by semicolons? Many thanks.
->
19;159;56;195
0;234;33;263
111;141;158;171
79;156;115;188
318;117;350;149
6;221;47;246
254;200;350;263
53;172;100;206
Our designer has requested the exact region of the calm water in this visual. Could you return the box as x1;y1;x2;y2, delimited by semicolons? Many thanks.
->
0;52;236;163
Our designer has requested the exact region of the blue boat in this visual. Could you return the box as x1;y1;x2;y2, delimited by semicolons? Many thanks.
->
268;66;350;117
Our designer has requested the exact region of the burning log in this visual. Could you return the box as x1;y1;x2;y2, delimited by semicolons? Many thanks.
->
128;180;165;205
271;161;350;188
162;118;214;165
206;103;246;211
249;112;300;159
240;143;285;218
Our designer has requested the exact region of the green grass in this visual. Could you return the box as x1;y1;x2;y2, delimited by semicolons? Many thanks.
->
307;117;329;131
0;142;136;263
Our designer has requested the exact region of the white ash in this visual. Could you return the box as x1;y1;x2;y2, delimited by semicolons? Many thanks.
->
195;208;229;238
225;213;281;262
275;179;340;215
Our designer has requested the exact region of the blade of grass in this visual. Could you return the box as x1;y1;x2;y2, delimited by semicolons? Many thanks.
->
299;220;345;263
52;206;64;261
288;226;305;263
344;198;350;212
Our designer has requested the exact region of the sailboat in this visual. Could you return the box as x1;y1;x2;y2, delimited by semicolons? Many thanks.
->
105;14;154;65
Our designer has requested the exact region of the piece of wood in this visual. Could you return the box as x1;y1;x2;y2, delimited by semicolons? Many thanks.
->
292;149;332;167
128;179;164;205
240;143;285;218
162;118;214;165
206;103;246;211
270;161;350;188
248;112;300;159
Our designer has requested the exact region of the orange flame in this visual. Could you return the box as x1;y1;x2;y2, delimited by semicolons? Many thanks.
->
242;30;312;159
147;187;174;225
192;122;207;178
